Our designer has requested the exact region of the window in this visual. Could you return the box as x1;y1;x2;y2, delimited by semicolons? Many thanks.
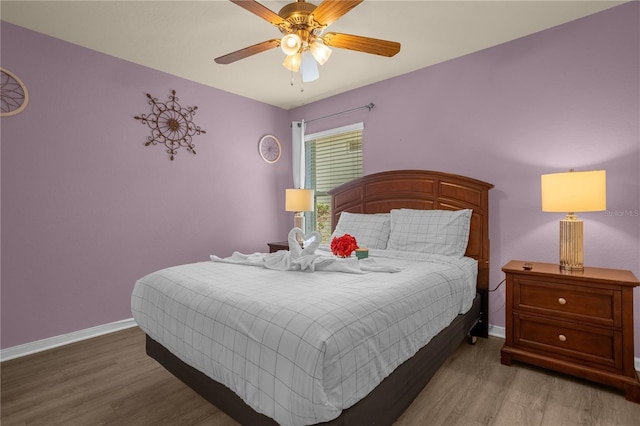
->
304;123;363;241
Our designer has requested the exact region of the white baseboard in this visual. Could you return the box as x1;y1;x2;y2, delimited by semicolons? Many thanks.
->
0;318;137;362
2;320;640;372
488;324;506;339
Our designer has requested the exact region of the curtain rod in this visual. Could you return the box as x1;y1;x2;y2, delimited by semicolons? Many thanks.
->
297;102;374;126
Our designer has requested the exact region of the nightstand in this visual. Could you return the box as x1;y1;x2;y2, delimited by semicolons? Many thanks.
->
267;241;289;253
500;260;640;403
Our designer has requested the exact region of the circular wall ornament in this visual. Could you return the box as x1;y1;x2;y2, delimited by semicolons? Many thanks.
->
134;89;206;161
1;67;29;117
258;134;281;163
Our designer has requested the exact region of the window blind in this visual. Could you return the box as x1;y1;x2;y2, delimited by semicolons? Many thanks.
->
304;128;363;240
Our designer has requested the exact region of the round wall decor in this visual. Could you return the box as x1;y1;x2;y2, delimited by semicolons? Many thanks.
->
258;134;281;163
1;67;29;117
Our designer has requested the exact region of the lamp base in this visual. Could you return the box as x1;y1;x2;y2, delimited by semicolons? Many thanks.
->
293;212;305;246
559;214;584;271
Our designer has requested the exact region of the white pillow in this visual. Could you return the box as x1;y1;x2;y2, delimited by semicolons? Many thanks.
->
388;208;472;257
331;212;391;249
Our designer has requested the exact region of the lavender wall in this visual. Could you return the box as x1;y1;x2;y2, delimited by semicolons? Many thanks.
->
2;2;638;358
290;3;640;354
1;22;292;348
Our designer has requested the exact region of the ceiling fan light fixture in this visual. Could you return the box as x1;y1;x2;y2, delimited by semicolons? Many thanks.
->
281;33;302;56
309;40;332;65
301;51;319;82
283;52;302;72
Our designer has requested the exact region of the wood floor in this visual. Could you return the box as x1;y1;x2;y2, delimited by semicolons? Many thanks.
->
2;327;639;425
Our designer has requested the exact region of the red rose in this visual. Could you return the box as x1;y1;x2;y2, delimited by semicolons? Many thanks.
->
331;234;359;258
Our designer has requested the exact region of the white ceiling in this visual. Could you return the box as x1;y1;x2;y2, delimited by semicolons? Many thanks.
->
1;1;626;110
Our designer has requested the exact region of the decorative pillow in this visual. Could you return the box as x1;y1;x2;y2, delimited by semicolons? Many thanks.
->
330;212;391;249
388;208;473;257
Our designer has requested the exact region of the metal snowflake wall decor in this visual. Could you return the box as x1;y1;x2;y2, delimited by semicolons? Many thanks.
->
134;89;206;161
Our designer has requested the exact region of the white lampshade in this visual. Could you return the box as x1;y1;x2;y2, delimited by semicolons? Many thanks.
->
541;170;606;213
281;33;302;56
285;189;314;212
283;53;302;72
309;40;332;65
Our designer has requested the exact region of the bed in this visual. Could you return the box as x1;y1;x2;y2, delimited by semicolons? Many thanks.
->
132;169;493;425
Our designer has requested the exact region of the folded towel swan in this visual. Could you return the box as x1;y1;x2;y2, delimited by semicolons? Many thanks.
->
210;228;401;274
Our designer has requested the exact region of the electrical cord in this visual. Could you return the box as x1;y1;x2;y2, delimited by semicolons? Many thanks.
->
489;278;506;292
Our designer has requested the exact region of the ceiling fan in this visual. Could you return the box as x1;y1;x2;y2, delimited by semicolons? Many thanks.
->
214;0;401;82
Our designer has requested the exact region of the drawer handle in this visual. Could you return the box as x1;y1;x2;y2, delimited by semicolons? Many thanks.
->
558;334;567;342
558;297;567;305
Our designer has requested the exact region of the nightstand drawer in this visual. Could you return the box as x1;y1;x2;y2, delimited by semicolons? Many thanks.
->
514;314;622;370
514;278;621;327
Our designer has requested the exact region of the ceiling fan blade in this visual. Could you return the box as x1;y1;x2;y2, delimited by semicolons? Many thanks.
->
312;0;363;27
322;32;401;57
230;0;286;27
214;39;280;64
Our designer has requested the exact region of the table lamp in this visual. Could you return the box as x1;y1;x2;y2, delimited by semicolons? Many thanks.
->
541;169;606;271
285;189;314;245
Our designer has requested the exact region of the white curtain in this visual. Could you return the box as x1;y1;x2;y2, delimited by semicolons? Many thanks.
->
291;120;306;188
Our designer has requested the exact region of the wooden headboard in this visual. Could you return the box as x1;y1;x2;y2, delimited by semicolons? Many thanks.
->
328;170;494;336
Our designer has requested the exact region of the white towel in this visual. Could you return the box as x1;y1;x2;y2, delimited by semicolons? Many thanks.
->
211;228;401;274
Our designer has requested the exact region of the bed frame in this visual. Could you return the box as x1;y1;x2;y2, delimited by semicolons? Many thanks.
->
146;169;493;425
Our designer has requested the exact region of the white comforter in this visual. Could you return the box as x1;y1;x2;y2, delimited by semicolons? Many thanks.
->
131;247;477;425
